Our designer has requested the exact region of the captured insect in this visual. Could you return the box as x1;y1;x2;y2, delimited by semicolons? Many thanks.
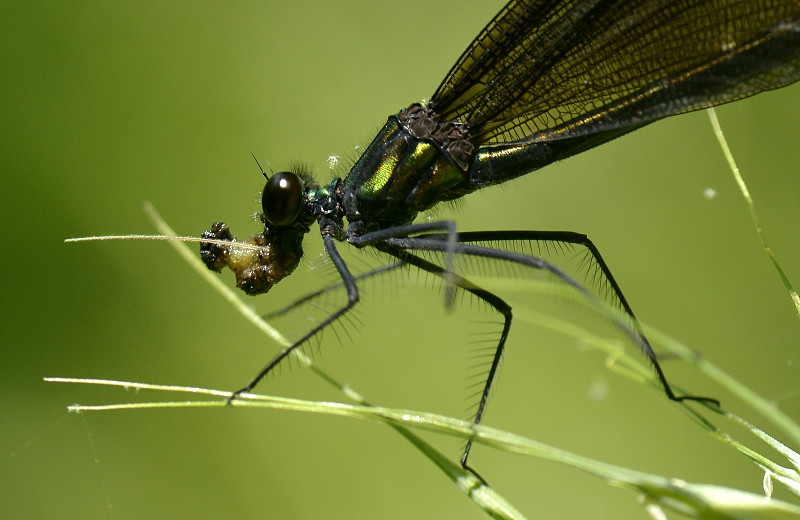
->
200;0;800;472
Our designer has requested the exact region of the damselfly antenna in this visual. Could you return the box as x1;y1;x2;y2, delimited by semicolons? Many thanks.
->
251;153;274;180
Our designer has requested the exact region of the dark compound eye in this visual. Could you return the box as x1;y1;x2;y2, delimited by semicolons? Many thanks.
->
262;171;303;227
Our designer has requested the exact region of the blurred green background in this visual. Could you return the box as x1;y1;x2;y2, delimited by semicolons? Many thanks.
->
3;1;799;518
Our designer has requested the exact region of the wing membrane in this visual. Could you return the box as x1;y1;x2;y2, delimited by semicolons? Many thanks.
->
430;0;800;145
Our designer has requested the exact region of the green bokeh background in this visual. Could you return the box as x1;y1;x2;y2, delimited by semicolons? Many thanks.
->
3;1;799;518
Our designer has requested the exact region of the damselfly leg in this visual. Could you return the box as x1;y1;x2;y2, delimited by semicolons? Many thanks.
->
227;220;719;471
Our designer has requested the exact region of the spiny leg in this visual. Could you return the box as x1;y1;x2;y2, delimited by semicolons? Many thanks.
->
261;262;403;321
388;235;719;408
227;233;358;403
349;220;459;306
376;242;511;478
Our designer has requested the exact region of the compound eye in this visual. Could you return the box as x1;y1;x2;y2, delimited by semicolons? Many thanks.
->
262;172;303;227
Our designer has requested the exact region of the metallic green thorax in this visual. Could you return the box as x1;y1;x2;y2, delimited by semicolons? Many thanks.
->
340;104;472;233
337;103;581;234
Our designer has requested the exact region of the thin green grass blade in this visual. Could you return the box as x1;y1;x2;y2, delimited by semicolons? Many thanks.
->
493;271;800;448
50;377;800;520
707;107;800;319
490;281;800;499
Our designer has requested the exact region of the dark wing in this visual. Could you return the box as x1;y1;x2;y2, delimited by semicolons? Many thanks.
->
430;0;800;145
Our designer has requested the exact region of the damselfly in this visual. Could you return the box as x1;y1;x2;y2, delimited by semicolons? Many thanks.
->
200;0;800;471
